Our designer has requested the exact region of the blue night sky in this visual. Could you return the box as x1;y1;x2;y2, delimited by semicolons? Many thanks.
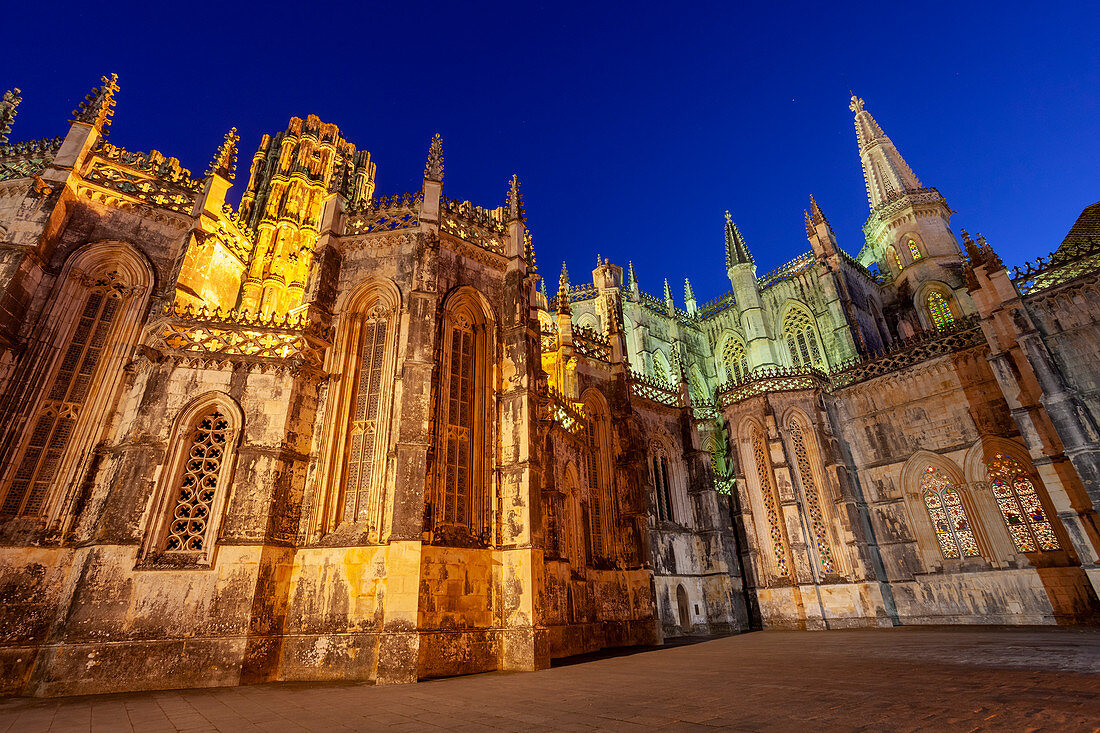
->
4;1;1098;303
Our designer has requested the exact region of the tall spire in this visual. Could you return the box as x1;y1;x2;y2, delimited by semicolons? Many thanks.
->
0;88;21;144
724;210;753;266
71;73;119;133
206;127;239;180
850;94;923;211
424;133;443;182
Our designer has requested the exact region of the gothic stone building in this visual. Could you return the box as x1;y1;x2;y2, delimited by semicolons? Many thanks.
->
0;77;1097;696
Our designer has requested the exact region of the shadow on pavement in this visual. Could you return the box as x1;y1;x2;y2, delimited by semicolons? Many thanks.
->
550;632;739;668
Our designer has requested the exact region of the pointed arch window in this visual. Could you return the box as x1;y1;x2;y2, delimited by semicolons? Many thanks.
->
886;246;902;274
584;419;603;557
0;245;152;523
311;285;398;540
907;238;923;261
921;466;980;559
750;425;791;578
987;454;1061;553
430;293;492;546
788;419;836;575
142;394;243;566
926;291;955;330
782;307;824;370
722;338;749;384
650;447;674;523
341;308;390;527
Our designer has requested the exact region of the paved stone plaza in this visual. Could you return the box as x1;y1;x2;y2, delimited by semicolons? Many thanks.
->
1;628;1098;732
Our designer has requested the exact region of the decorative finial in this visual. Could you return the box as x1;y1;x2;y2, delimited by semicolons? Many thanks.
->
72;73;119;133
725;210;732;224
559;261;570;290
959;228;981;261
0;88;22;144
596;253;602;269
803;209;814;239
663;278;674;303
724;210;753;266
506;174;524;221
849;94;865;114
539;277;548;301
424;133;443;181
206;127;239;180
684;277;695;302
627;261;637;289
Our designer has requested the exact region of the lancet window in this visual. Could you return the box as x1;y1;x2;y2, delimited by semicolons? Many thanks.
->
926;291;955;330
783;306;824;370
907;238;923;261
341;311;389;526
584;419;603;557
886;246;902;274
0;244;151;523
430;293;492;545
722;337;749;384
921;465;980;559
788;419;836;575
312;284;398;540
987;454;1061;553
750;425;791;578
650;449;674;523
2;286;120;516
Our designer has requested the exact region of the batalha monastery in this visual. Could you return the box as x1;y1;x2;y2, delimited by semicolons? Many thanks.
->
0;75;1097;697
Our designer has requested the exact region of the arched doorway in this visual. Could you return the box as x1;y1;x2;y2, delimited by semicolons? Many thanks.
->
676;584;691;631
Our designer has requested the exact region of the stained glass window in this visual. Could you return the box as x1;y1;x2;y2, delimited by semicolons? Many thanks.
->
783;307;823;370
342;317;388;526
751;426;790;577
888;247;902;273
789;421;836;575
987;453;1061;553
927;291;955;330
722;338;749;384
165;408;230;552
3;286;120;516
907;238;923;261
921;465;980;559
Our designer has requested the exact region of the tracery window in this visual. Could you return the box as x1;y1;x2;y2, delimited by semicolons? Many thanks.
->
430;293;492;545
926;291;955;330
783;306;824;370
165;408;231;552
921;465;980;559
342;314;388;525
584;419;603;557
1;286;121;516
722;338;749;384
653;353;670;386
651;451;673;523
750;425;791;577
788;420;836;575
987;454;1061;553
907;238;923;261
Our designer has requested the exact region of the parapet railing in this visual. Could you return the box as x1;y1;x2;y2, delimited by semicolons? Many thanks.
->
1010;236;1100;296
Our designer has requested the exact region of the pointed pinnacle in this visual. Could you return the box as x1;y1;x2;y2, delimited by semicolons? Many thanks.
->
506;173;524;221
663;278;673;302
627;261;637;288
0;88;22;144
684;277;695;302
206;127;239;180
71;73;119;132
724;210;753;266
559;261;570;290
539;277;548;299
803;209;814;239
424;133;443;181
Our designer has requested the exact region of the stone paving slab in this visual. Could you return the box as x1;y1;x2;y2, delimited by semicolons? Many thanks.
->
1;627;1098;731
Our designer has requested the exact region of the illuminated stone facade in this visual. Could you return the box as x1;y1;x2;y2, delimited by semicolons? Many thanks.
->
0;77;1096;697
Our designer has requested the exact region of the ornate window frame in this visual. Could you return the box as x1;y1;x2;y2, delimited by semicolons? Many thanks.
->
582;388;615;559
737;418;793;582
309;279;401;541
648;436;687;526
781;409;846;579
720;334;749;384
898;232;925;264
913;282;960;332
899;451;993;570
963;437;1068;562
780;301;826;371
0;240;153;530
427;286;497;547
139;392;243;568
